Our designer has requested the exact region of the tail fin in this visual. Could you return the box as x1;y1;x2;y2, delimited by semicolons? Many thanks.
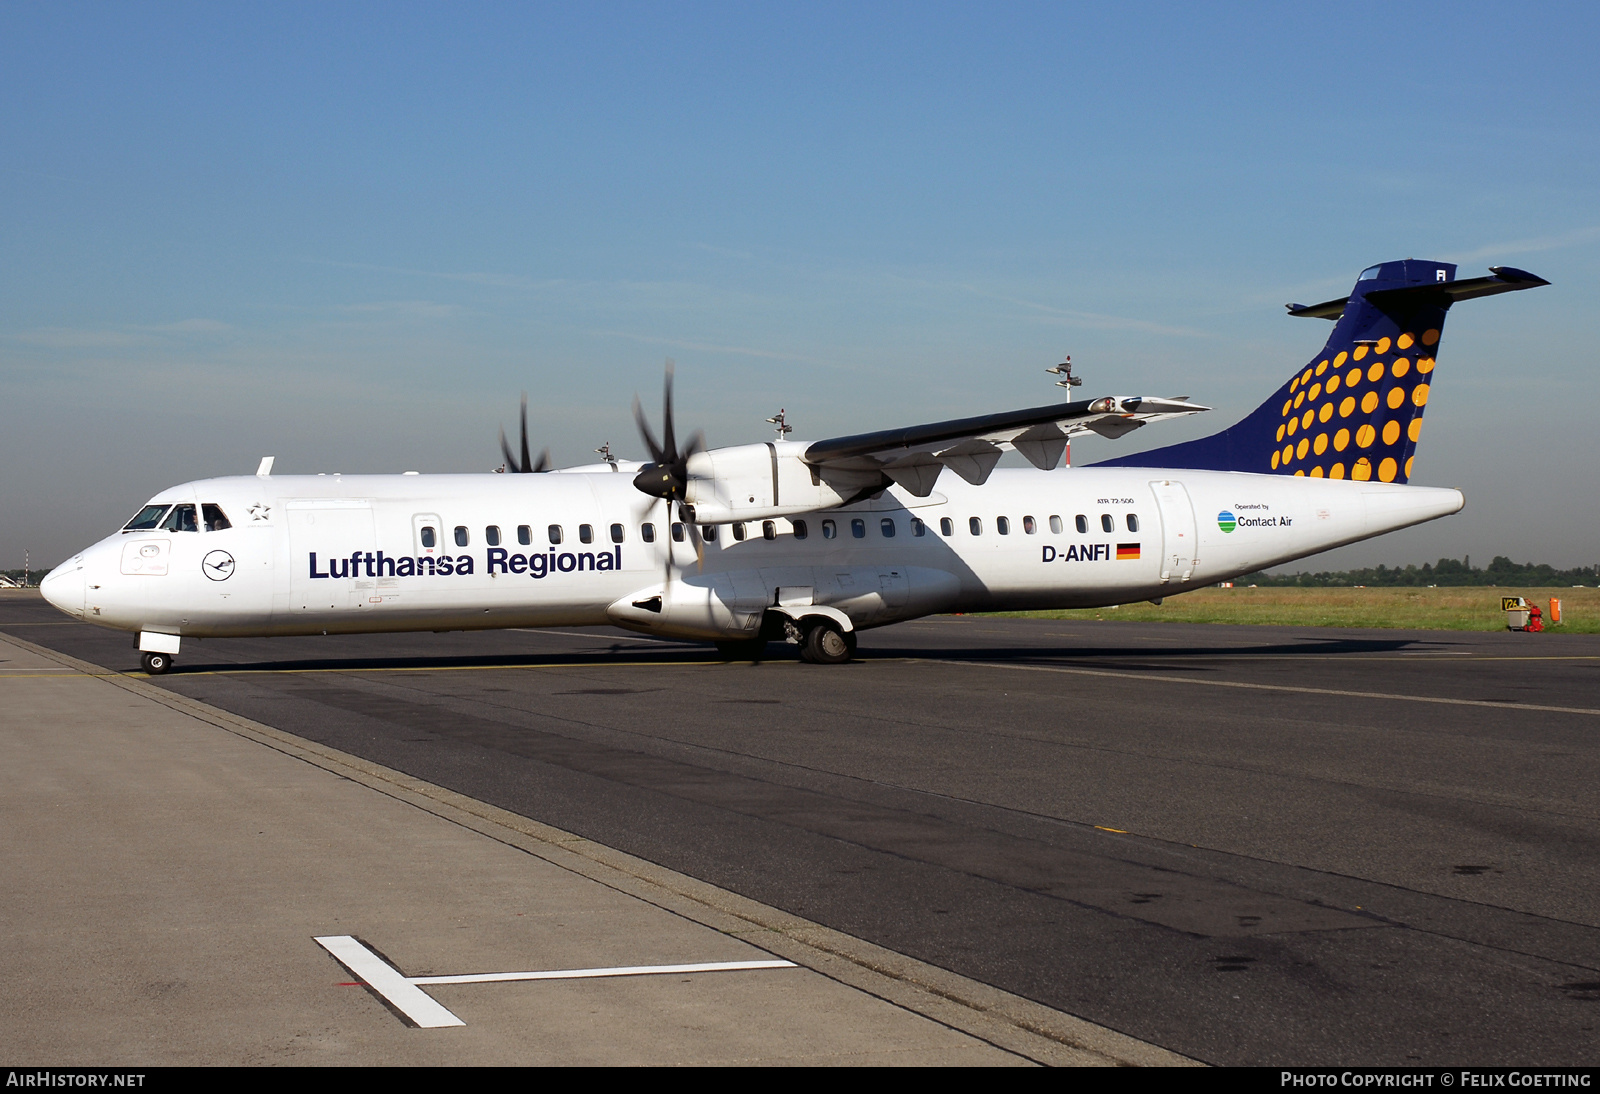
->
1095;260;1548;483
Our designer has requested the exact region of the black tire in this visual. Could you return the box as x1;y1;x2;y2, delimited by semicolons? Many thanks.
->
802;621;853;665
714;638;768;661
141;651;173;675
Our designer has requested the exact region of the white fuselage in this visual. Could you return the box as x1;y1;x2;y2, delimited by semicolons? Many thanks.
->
42;464;1463;645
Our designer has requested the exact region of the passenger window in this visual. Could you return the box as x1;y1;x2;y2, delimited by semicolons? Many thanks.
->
641;523;656;543
671;523;685;542
517;525;531;546
455;526;470;547
1101;514;1114;533
1075;515;1088;534
548;525;563;545
160;505;198;532
1127;514;1140;533
850;518;866;539
486;525;501;546
610;523;625;543
202;504;232;532
792;519;809;540
702;525;718;542
579;524;594;544
1049;515;1063;534
880;517;896;538
997;516;1011;535
969;517;982;536
1022;515;1036;535
911;517;926;537
940;517;954;536
421;526;437;549
732;522;747;541
822;519;837;539
762;520;776;541
124;505;170;531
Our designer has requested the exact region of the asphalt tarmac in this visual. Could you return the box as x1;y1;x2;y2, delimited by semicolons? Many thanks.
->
6;593;1598;1066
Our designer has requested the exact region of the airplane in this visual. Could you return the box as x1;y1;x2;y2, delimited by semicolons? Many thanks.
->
40;259;1548;674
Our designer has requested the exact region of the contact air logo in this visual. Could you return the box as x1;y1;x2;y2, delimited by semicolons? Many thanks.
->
1217;511;1237;533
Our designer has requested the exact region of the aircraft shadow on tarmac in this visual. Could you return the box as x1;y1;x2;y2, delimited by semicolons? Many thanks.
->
147;633;1441;676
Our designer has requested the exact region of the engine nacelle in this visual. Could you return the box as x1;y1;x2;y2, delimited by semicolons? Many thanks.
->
681;441;884;524
606;574;767;640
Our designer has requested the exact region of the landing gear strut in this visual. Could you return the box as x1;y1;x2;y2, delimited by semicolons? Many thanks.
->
140;651;173;675
800;620;855;665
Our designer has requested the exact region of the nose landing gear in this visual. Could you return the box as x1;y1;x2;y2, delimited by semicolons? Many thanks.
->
140;651;174;675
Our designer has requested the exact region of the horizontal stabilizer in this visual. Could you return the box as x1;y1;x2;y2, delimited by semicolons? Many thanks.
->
1287;265;1549;321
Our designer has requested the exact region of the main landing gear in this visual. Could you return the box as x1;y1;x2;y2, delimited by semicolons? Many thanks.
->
800;619;855;665
140;651;174;675
714;616;857;664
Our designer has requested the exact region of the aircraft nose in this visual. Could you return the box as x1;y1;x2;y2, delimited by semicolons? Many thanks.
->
40;560;85;618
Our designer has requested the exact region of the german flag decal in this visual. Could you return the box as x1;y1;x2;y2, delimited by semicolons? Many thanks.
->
1116;543;1141;560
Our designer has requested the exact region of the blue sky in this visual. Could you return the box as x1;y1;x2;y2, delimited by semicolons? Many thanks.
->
4;2;1597;568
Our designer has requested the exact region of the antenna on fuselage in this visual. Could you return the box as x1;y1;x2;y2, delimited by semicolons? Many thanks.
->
596;442;619;469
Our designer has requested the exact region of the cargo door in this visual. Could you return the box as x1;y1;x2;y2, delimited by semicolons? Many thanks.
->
287;501;376;612
1148;480;1198;583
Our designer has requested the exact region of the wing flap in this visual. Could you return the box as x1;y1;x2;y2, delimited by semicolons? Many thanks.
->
933;439;1004;485
1011;423;1070;471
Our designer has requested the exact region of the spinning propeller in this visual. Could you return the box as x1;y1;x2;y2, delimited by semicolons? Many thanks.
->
498;393;552;474
631;361;706;580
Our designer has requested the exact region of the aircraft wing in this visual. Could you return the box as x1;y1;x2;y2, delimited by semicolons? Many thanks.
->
801;395;1207;495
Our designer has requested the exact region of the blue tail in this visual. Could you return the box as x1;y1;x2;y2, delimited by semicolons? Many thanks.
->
1095;260;1548;483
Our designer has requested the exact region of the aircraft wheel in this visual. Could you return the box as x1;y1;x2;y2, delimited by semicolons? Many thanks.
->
141;651;173;675
714;638;768;661
802;621;853;665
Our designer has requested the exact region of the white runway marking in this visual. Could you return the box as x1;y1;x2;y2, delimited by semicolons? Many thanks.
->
935;659;1600;717
316;935;796;1028
411;959;797;986
315;935;465;1028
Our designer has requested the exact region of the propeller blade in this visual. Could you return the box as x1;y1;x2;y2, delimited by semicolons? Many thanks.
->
533;448;552;473
680;504;704;571
518;394;532;474
630;360;703;504
499;427;519;472
632;395;667;465
661;499;673;588
661;360;677;462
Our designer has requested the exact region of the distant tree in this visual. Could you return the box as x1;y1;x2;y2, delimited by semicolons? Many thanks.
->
1238;558;1598;587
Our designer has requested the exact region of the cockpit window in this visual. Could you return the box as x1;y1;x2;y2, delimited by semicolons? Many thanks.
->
1358;265;1383;281
160;504;198;532
202;504;232;532
124;505;170;531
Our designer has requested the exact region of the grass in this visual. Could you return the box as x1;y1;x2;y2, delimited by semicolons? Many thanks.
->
999;586;1600;632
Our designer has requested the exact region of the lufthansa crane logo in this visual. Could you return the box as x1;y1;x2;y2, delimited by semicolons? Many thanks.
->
202;550;236;581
